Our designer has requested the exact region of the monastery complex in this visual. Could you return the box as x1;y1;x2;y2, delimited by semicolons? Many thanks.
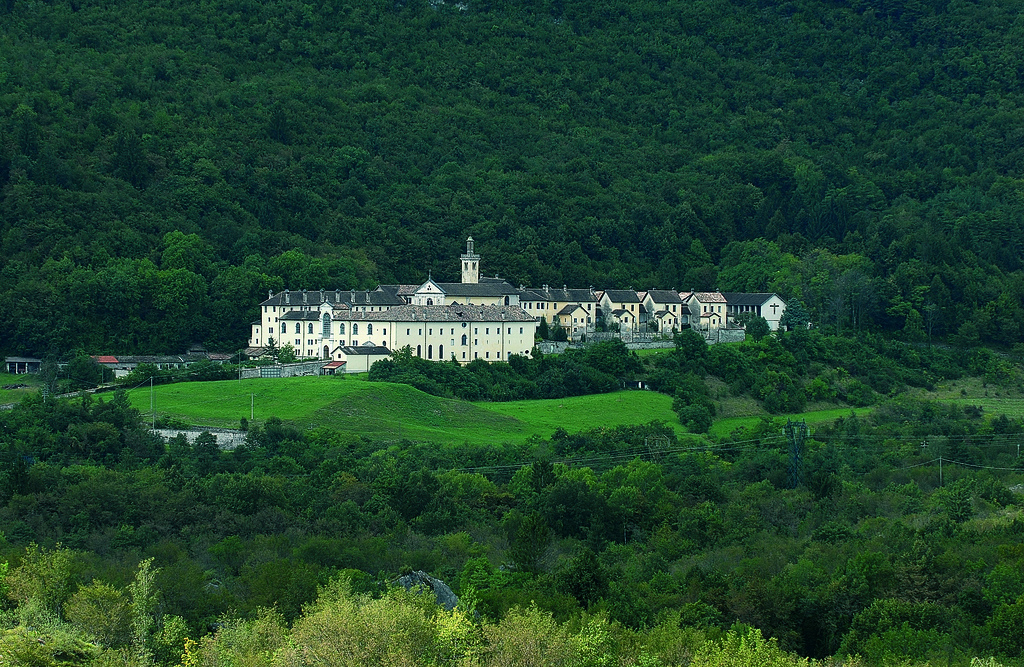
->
247;238;787;366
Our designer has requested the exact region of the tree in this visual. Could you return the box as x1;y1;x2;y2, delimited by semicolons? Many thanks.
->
743;315;771;341
537;317;550;340
66;581;131;648
279;344;297;363
6;543;77;616
779;299;810;331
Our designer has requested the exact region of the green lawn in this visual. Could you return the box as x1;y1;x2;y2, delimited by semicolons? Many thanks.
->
124;378;686;444
0;372;40;405
941;398;1024;419
709;406;874;437
125;376;524;444
477;391;689;439
123;376;878;445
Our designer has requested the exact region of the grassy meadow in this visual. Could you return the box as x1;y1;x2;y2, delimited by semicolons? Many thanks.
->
121;374;892;445
0;372;40;405
123;375;692;444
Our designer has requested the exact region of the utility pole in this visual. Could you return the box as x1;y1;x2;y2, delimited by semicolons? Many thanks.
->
251;393;254;421
150;376;155;429
785;420;808;489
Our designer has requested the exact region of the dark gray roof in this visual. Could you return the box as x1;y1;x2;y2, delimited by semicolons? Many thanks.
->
603;289;640;303
262;288;404;307
331;304;536;323
722;292;785;306
557;304;586;316
645;290;683;304
339;345;391;356
280;311;322;321
521;286;598;302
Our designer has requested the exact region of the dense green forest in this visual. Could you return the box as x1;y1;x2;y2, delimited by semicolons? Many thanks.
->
4;332;1024;665
3;380;1024;664
2;0;1024;355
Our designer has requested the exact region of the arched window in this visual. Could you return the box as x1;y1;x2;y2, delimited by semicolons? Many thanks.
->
426;298;433;305
461;334;467;345
439;344;443;359
367;324;373;335
294;323;301;334
322;313;331;338
504;296;510;305
428;345;433;359
339;322;345;334
416;345;421;357
307;323;314;334
352;323;359;335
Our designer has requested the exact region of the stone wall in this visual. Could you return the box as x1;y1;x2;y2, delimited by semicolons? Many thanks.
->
154;428;247;450
239;360;328;379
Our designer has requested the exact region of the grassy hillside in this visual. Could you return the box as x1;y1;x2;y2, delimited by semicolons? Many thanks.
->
123;375;889;444
124;376;690;444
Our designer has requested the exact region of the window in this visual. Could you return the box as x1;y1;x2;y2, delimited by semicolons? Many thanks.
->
419;329;422;335
486;352;490;358
429;329;432;335
367;324;373;335
295;339;301;346
407;328;410;335
508;328;511;334
486;328;489;334
416;345;421;356
294;323;301;334
439;344;443;358
308;323;314;334
269;327;274;334
520;327;523;334
382;328;386;335
474;339;478;345
322;314;331;338
462;352;466;359
339;322;345;334
428;345;433;359
462;334;467;345
474;328;478;334
352;323;358;335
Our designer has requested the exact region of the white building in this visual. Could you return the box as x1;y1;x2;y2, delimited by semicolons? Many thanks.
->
248;238;538;364
722;293;788;331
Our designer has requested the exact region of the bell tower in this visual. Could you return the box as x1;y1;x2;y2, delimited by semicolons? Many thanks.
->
461;236;480;284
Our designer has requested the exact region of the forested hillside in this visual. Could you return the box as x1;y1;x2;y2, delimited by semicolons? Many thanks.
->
2;0;1024;355
3;377;1024;665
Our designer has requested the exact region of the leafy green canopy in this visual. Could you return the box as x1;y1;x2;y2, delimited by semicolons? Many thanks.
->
2;0;1024;354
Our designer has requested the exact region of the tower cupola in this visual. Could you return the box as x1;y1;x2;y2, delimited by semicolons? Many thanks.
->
461;236;480;284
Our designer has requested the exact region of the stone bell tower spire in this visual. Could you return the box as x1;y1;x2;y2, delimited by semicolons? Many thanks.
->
461;236;480;284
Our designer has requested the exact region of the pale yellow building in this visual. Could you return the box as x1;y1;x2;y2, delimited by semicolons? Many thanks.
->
249;238;538;363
